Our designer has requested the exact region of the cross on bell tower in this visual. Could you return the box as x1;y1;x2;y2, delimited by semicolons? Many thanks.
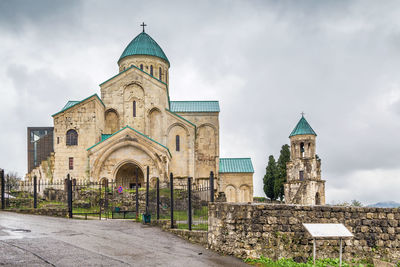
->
141;22;147;32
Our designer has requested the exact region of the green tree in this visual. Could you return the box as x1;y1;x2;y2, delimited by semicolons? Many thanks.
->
263;155;277;200
5;171;22;191
274;144;290;201
351;200;363;207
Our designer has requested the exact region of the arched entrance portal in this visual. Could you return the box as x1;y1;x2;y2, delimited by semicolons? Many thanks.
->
115;163;144;190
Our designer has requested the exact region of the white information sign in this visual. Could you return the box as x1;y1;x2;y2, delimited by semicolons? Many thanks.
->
303;223;353;239
302;223;353;266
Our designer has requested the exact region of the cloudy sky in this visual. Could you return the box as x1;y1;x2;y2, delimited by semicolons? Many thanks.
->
1;0;400;205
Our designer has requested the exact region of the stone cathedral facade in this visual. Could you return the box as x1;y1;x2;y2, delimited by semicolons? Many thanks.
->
27;28;254;202
284;115;326;205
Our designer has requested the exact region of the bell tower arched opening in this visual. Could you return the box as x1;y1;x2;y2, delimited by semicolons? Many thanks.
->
115;163;144;189
315;192;321;205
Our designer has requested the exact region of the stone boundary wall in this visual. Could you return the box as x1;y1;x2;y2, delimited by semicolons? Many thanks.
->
208;203;400;263
167;229;208;246
153;219;208;246
3;208;68;217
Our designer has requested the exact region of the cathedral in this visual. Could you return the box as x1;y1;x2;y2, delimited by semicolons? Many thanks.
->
27;26;254;203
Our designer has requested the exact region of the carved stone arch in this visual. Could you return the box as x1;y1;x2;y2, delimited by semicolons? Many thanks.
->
148;107;163;142
196;123;217;154
166;121;190;177
123;82;145;130
239;184;251;202
123;82;144;101
123;80;144;89
92;139;166;180
147;107;163;117
111;159;146;180
225;184;237;203
197;123;217;133
105;108;120;134
167;122;190;137
105;108;119;117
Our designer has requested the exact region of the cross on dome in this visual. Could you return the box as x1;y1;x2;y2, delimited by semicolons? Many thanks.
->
141;22;147;32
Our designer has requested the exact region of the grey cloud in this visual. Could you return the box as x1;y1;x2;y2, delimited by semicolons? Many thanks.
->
0;0;82;32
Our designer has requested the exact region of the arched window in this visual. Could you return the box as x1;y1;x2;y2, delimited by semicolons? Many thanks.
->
176;135;180;151
300;142;305;158
315;192;321;205
150;65;153;76
66;129;78;146
133;101;136;117
299;170;304;181
140;64;143;70
159;67;162;80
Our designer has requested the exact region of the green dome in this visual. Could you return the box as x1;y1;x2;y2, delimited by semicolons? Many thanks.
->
289;115;317;137
119;32;169;65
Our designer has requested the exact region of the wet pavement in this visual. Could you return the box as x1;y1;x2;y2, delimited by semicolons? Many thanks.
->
0;211;247;266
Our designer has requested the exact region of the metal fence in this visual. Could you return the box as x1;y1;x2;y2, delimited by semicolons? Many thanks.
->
0;168;215;231
172;178;210;230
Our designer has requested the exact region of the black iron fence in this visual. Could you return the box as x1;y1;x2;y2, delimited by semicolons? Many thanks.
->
0;168;215;231
172;177;210;230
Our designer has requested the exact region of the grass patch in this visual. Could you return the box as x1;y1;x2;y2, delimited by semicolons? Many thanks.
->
245;256;373;267
176;223;208;231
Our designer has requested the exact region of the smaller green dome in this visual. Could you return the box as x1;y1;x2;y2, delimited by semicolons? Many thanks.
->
119;32;169;66
289;115;317;137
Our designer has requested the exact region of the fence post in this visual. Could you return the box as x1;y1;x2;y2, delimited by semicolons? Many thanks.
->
170;172;174;229
210;171;214;202
1;169;4;210
98;182;101;220
67;174;72;218
135;167;139;221
146;166;149;215
33;175;37;209
156;177;160;221
188;177;192;231
104;179;108;219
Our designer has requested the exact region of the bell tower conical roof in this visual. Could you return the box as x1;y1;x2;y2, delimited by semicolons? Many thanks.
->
289;115;317;137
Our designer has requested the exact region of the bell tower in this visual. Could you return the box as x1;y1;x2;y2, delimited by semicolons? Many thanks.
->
284;114;325;205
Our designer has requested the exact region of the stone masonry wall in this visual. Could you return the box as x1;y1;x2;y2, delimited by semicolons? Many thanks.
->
208;203;400;263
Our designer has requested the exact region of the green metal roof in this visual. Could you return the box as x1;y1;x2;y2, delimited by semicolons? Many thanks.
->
219;158;254;173
101;134;112;141
119;32;169;65
62;101;79;111
87;125;171;157
52;94;105;117
170;101;220;113
289;115;317;137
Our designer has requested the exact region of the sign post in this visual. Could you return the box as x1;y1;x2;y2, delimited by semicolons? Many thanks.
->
303;223;353;266
135;167;139;221
1;169;4;210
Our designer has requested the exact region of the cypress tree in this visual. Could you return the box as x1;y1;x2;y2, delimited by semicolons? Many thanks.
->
263;155;277;200
274;144;290;201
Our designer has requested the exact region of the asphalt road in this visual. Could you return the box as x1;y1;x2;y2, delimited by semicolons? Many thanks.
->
0;211;247;266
